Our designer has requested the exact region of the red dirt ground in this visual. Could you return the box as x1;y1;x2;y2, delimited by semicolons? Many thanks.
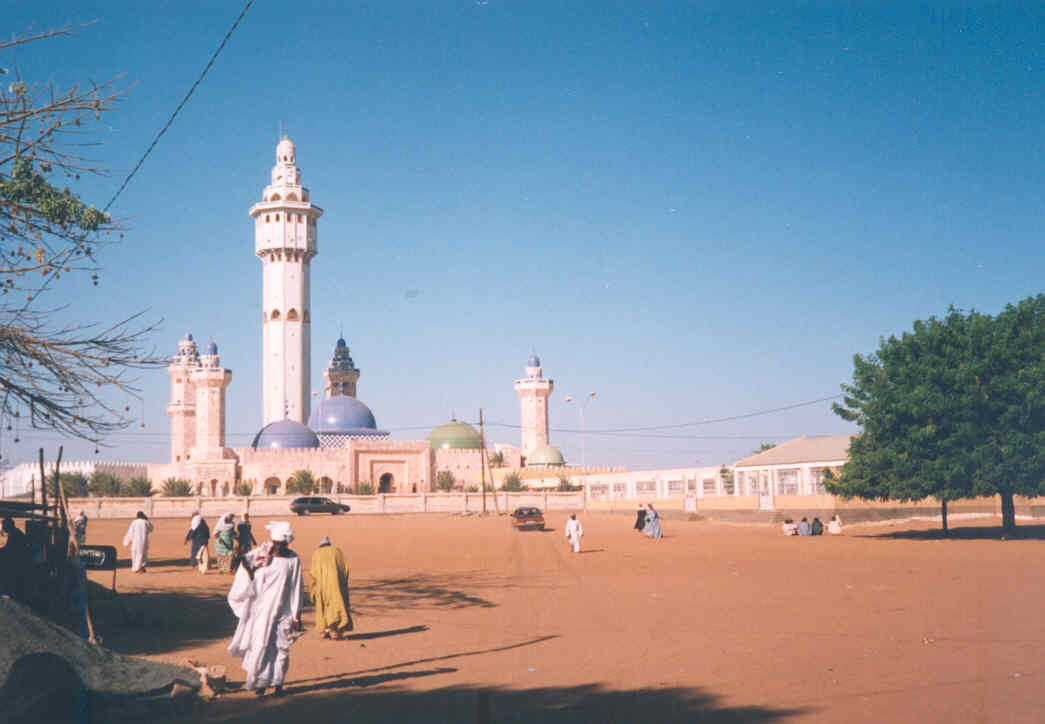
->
82;512;1045;723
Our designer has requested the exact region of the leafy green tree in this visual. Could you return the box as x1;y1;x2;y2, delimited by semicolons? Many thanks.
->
234;482;253;497
0;26;162;442
287;470;317;495
88;471;122;497
719;466;734;495
435;470;455;492
488;451;505;468
124;476;153;497
502;472;526;492
162;478;193;497
831;298;1045;533
753;442;776;455
46;471;88;499
357;481;374;495
557;475;581;492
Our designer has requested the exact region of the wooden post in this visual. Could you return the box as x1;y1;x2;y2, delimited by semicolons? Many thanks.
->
38;448;48;517
479;409;487;514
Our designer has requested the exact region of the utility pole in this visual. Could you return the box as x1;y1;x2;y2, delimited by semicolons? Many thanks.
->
479;408;487;514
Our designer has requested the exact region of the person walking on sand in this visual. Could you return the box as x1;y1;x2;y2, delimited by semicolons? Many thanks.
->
309;536;353;640
122;511;153;573
186;512;211;572
214;513;237;574
73;510;88;547
643;503;663;539
565;513;584;553
633;505;646;532
227;521;303;697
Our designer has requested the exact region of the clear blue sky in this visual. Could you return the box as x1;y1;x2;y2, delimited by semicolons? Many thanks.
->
4;2;1044;470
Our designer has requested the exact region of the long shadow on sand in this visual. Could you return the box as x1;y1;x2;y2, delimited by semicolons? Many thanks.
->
189;682;807;724
859;524;1045;541
344;624;428;641
350;572;500;614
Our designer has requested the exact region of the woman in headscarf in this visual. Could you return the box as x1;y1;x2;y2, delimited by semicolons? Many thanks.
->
227;521;303;697
643;502;663;539
185;512;210;573
214;513;237;574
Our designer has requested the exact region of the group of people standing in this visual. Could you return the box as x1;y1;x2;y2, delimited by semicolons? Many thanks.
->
185;512;257;574
782;515;842;536
634;503;662;539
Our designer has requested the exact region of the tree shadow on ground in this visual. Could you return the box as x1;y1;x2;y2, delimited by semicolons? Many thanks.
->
90;589;236;656
350;572;501;614
170;681;807;724
859;524;1045;541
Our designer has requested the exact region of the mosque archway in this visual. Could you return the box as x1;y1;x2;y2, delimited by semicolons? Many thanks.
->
319;476;333;494
379;473;394;494
264;476;281;495
287;308;299;321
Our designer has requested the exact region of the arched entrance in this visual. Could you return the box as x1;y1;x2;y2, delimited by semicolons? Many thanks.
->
379;473;394;494
319;476;333;494
264;476;281;495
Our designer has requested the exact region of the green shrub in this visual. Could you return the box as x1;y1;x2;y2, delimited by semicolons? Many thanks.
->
125;477;154;497
89;472;123;497
234;482;253;496
287;470;316;495
465;485;479;492
46;472;89;499
435;470;455;492
162;478;193;497
502;472;526;492
357;481;374;495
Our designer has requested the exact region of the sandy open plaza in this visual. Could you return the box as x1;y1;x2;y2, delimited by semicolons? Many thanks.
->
71;510;1044;723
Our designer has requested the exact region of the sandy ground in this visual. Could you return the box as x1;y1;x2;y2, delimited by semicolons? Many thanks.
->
80;511;1045;723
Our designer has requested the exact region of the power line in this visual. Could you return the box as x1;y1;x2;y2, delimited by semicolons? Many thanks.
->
103;0;255;212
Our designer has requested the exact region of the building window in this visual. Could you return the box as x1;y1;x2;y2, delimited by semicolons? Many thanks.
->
776;468;800;495
286;308;299;321
810;468;828;494
702;478;718;496
270;193;281;202
275;214;280;222
668;480;683;495
265;214;270;222
270;309;281;321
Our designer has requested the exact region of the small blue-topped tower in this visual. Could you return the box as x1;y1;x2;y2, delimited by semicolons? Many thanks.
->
514;352;554;457
307;336;387;447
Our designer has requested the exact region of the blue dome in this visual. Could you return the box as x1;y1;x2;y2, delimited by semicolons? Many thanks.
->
183;331;194;341
205;338;218;355
528;353;541;367
251;419;319;450
308;396;379;434
336;337;347;347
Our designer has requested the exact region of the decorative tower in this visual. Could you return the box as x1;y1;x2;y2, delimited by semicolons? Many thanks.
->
249;136;323;425
188;338;234;461
324;336;360;398
167;332;200;462
513;353;553;457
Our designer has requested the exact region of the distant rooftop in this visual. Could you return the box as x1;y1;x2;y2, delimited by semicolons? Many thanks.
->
733;434;854;467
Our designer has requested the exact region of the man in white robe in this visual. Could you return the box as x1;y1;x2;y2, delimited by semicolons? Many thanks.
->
122;511;153;573
227;521;303;696
564;514;583;553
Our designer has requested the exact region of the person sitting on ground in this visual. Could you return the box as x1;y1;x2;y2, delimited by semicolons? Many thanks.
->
781;519;797;536
827;514;843;535
797;517;812;536
811;517;824;536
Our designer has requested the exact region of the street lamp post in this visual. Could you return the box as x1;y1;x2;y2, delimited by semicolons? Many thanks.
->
564;391;597;475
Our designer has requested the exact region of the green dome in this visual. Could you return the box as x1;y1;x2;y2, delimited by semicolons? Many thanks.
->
526;444;565;466
427;419;482;450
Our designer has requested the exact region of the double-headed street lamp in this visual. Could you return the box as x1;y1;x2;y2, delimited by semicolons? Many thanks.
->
564;391;597;474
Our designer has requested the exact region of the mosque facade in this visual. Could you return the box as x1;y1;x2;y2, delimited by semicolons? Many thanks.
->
145;138;548;496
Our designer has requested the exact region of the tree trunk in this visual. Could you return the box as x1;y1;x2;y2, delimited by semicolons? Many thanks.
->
1000;490;1016;534
941;499;948;533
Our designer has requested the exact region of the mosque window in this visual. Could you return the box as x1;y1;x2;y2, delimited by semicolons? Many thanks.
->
265;215;270;222
287;308;299;321
270;193;281;202
275;214;280;222
271;309;281;321
286;193;298;202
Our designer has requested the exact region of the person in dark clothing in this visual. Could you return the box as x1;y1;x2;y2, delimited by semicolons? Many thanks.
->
185;513;211;572
1;516;30;599
811;517;824;536
634;505;647;532
236;513;257;553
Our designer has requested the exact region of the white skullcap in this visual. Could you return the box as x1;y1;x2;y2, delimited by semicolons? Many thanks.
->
266;520;294;543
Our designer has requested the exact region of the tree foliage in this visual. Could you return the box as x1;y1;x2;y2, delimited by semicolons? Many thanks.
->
162;477;192;497
234;481;253;497
46;470;87;498
124;476;153;497
88;470;121;497
502;472;526;492
435;470;455;492
830;298;1045;532
287;469;316;495
557;475;581;492
719;466;734;495
0;24;162;442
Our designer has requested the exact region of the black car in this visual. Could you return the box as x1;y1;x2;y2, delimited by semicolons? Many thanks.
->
289;496;351;515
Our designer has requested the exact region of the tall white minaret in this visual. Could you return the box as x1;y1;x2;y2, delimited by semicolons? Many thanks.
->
514;353;553;456
250;136;323;425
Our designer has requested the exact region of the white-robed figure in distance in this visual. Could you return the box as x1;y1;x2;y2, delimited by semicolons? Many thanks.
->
227;521;303;696
122;511;153;573
564;513;583;553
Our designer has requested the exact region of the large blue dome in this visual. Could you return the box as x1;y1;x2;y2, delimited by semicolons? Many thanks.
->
308;396;379;435
251;419;320;450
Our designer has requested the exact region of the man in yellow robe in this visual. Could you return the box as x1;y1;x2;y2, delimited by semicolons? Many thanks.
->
309;537;353;639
